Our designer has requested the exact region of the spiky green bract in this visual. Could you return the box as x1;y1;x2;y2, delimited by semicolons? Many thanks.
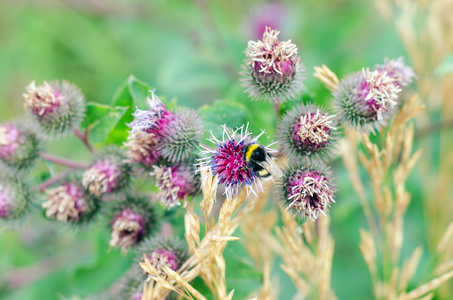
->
105;194;158;252
117;265;146;300
159;108;204;163
0;118;42;174
278;103;339;162
135;236;189;277
23;80;86;137
82;146;132;198
240;27;304;103
332;71;400;134
42;179;100;226
277;160;335;221
0;176;31;229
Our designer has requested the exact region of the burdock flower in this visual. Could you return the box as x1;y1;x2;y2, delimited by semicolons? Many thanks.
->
278;161;335;221
151;163;200;208
82;147;131;197
124;131;160;168
0;177;30;225
333;69;401;133
241;26;304;103
129;89;175;135
42;182;98;223
376;57;415;88
136;237;189;277
107;195;157;252
0;120;41;172
278;104;338;162
198;124;277;199
159;108;204;163
23;80;85;136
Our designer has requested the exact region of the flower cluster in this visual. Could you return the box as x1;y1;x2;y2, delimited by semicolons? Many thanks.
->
241;26;304;103
23;80;85;136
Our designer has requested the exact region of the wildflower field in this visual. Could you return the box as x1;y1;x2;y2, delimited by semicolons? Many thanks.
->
1;1;453;299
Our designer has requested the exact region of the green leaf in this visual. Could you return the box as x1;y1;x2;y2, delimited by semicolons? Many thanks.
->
198;100;252;139
82;102;128;145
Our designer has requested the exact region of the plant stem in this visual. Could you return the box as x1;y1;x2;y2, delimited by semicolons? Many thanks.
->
72;127;94;153
39;170;72;191
40;152;89;169
273;101;280;120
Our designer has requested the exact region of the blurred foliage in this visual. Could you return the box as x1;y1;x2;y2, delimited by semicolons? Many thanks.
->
0;0;424;299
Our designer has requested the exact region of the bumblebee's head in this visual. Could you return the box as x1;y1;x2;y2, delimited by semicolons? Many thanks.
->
242;144;266;162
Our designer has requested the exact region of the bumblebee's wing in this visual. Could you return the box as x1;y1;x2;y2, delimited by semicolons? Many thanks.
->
256;155;283;178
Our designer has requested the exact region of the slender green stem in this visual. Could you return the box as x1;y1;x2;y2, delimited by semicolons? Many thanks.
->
40;152;89;169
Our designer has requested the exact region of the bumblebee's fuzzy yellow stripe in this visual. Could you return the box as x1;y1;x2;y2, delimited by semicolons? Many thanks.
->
245;144;259;160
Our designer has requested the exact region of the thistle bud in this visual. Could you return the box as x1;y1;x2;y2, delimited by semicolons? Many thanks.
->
0;177;31;226
42;182;99;224
0;120;41;173
159;108;203;163
278;161;335;221
151;163;200;209
124;131;160;169
136;236;189;277
241;27;304;103
23;80;85;136
333;69;401;133
376;57;415;88
82;147;131;197
107;195;157;252
278;103;338;162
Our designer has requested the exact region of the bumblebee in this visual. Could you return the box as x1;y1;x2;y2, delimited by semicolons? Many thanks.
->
242;144;283;179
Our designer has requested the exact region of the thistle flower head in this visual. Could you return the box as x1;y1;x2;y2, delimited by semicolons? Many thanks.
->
333;69;401;133
198;124;277;199
0;120;41;173
129;89;175;135
107;195;157;252
43;182;98;223
152;163;200;209
278;103;338;162
136;236;189;277
241;27;304;103
117;266;146;300
124;131;160;168
278;161;335;221
376;57;415;88
82;147;131;197
0;177;30;225
158;108;204;163
23;80;85;136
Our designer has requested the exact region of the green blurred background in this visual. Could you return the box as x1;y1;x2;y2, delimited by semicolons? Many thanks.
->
0;0;424;299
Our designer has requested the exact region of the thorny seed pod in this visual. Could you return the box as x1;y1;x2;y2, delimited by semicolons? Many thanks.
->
151;162;200;209
42;182;99;224
82;147;131;197
278;103;338;162
376;57;415;88
197;124;278;199
277;160;335;221
0;119;41;173
106;194;157;252
332;69;401;134
23;80;85;136
117;265;147;300
159;108;204;163
136;236;189;277
241;27;304;103
124;131;160;169
0;177;31;227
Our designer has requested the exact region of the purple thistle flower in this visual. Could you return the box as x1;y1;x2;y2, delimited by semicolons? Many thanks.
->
0;185;12;219
152;163;200;209
278;161;335;221
124;131;161;168
23;80;85;136
109;209;146;252
0;120;41;173
278;103;338;162
129;89;175;135
241;27;304;103
43;182;98;223
376;57;415;88
198;124;277;199
333;68;401;133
